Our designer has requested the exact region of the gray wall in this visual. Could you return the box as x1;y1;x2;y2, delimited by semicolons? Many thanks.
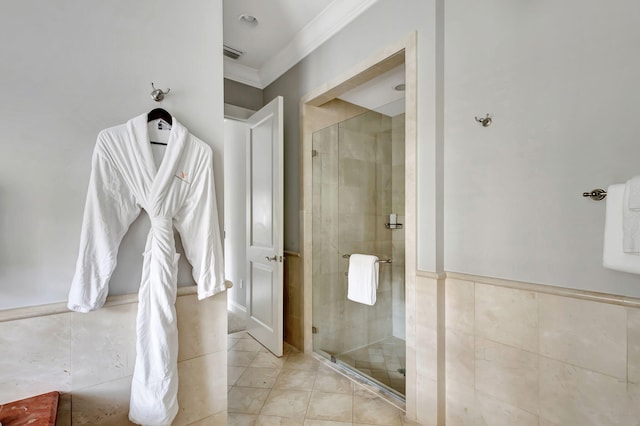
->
224;78;264;111
265;0;441;268
1;0;224;309
443;0;640;295
265;0;640;297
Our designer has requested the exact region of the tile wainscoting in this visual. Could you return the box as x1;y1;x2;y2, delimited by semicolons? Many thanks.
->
443;273;640;425
0;286;227;425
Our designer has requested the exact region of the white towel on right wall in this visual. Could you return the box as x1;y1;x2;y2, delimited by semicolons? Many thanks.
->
347;254;379;305
626;175;640;210
624;179;640;253
603;184;640;274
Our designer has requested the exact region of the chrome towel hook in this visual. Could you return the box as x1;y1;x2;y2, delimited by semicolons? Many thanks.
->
475;113;492;127
582;188;607;201
150;83;170;102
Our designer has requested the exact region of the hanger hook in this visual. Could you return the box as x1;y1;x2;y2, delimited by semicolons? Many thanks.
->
150;83;170;102
475;113;492;127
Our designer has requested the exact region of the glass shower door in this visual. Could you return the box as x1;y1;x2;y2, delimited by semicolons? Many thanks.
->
312;109;406;399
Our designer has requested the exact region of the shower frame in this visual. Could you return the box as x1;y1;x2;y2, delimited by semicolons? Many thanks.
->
299;33;418;413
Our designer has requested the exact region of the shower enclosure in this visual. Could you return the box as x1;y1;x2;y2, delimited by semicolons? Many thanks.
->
312;108;406;398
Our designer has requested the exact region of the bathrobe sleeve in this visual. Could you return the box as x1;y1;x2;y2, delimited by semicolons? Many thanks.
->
174;145;225;300
68;137;140;313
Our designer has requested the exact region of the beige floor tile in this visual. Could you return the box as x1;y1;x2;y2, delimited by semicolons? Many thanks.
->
256;415;305;425
275;369;318;391
260;389;312;419
336;336;406;396
400;416;421;425
227;334;408;425
230;331;254;339
236;367;281;389
234;339;267;352
283;343;299;355
313;367;353;394
228;386;271;414
306;391;353;422
228;412;258;425
250;351;288;369
228;338;241;350
229;350;260;367
229;366;247;386
284;353;320;371
353;389;403;426
187;412;227;425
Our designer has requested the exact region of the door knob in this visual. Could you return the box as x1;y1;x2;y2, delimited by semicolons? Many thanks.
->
265;255;278;262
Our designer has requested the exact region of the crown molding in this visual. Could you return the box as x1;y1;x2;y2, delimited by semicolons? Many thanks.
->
224;58;262;88
224;0;380;89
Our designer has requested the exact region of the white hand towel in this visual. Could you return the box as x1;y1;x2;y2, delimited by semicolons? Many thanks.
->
603;184;640;273
627;176;640;210
347;254;379;306
623;182;640;253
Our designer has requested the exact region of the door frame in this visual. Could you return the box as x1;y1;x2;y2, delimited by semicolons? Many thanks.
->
299;32;418;409
223;104;255;323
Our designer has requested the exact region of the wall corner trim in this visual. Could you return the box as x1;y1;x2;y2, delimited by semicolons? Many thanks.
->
416;269;446;280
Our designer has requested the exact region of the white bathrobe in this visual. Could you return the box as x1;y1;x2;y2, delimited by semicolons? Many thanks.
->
68;113;225;426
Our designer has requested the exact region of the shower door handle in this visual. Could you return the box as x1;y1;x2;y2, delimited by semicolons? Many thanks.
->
265;255;278;262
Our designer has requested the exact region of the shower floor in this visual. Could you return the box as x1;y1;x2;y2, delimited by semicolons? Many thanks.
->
335;336;406;396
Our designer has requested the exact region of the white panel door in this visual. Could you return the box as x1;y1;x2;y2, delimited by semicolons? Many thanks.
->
246;96;284;356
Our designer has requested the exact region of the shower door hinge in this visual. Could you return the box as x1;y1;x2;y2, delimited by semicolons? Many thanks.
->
312;149;318;157
312;326;318;334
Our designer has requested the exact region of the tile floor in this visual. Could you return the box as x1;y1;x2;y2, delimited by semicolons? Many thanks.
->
228;309;247;334
227;332;418;426
336;336;406;396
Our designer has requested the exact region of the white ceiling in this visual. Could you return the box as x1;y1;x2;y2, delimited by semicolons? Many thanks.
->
223;0;380;89
338;64;406;117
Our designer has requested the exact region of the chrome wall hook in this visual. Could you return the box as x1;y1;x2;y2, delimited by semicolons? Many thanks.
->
150;83;170;102
475;113;492;127
582;188;607;201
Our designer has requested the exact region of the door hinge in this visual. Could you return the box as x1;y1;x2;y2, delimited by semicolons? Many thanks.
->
312;326;318;334
312;149;318;157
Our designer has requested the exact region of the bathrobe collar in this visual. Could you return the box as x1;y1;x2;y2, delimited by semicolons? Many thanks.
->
128;113;188;212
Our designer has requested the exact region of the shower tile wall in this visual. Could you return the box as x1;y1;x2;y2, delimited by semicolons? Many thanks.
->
312;110;398;357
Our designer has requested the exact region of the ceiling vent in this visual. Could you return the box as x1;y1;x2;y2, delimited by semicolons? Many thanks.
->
223;44;243;60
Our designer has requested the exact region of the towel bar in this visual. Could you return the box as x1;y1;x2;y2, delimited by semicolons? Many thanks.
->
583;188;607;201
342;254;392;264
